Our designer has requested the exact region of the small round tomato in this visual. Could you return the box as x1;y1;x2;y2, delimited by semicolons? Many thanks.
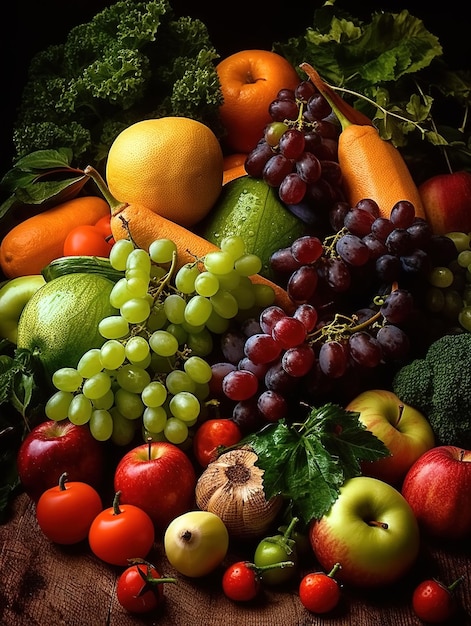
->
299;563;342;614
222;561;261;602
253;518;299;586
412;576;463;623
88;492;155;566
193;418;242;467
117;559;176;614
36;472;102;544
94;215;113;239
63;224;113;257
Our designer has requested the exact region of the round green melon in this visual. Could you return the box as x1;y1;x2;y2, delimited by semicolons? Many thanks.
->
199;177;307;279
17;273;117;382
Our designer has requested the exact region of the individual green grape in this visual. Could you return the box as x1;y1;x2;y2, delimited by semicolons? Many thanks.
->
446;231;471;253
169;391;200;422
194;271;220;297
141;381;167;407
458;249;471;268
220;235;245;262
150;352;176;375
184;294;213;326
459;306;471;331
110;407;137;446
124;336;150;362
92;388;115;410
426;287;445;313
164;293;187;324
193;381;210;401
234;253;262;276
463;284;471;306
186;328;213;356
149;238;177;264
82;371;112;400
143;406;168;433
100;339;126;370
52;367;83;392
164;417;188;444
210;289;239;319
114;388;145;420
120;297;151;324
444;289;463;320
204;250;234;275
205;309;230;334
126;247;151;274
68;393;93;425
428;267;454;289
128;353;152;369
125;270;150;298
215;269;240;291
231;277;256;310
175;263;200;294
253;283;276;307
109;278;133;308
99;315;130;339
184;355;212;384
89;409;114;441
165;323;188;346
146;304;168;331
181;319;205;335
165;370;196;395
149;330;179;357
116;364;151;393
109;238;135;271
77;349;103;378
45;391;73;421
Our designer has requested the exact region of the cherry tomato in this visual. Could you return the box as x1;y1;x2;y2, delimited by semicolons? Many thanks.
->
35;472;102;545
88;491;155;566
299;563;342;614
94;215;113;240
253;517;299;585
63;224;113;257
117;559;176;614
222;561;261;602
412;576;463;623
193;418;242;467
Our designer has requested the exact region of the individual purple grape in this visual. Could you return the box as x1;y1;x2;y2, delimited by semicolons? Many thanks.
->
335;233;370;266
222;369;259;401
241;317;262;337
329;201;351;232
380;289;414;324
295;152;322;184
343;207;376;237
209;362;237;398
348;331;382;368
362;233;388;260
245;141;274;178
400;249;431;275
265;361;299;393
270;246;302;275
293;303;318;332
279;129;305;159
287;265;319;303
318;340;349;378
375;254;401;282
291;235;324;264
278;173;307;204
232;398;264;435
277;88;296;101
244;333;282;364
389;200;416;228
312;138;338;161
355;198;380;218
295;80;317;102
303;130;322;152
376;325;410;361
385;228;413;255
272;316;307;349
220;330;246;363
319;160;342;187
282;343;316;377
314;119;338;139
323;257;352;292
238;356;270;380
269;98;299;121
407;218;433;249
263;154;294;187
259;305;287;334
371;217;394;242
257;390;288;422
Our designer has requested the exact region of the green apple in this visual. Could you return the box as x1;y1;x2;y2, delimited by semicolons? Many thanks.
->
346;389;435;485
164;510;229;577
310;476;420;588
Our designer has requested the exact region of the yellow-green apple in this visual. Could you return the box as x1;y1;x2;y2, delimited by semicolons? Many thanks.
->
401;445;471;541
16;419;105;502
114;440;197;533
310;476;420;588
418;170;471;235
346;389;435;486
164;510;229;577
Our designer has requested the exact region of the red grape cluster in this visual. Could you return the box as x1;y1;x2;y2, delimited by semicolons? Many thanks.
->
244;80;344;224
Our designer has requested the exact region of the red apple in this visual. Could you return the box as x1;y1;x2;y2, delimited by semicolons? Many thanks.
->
418;170;471;235
17;419;105;502
401;445;471;541
114;440;197;533
346;389;435;486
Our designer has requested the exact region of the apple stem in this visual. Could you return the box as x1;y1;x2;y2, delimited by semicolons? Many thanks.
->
367;520;389;529
112;491;123;516
328;563;342;579
395;404;404;427
58;472;69;491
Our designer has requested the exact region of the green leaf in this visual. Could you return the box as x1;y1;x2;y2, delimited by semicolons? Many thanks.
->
13;148;74;172
240;403;390;526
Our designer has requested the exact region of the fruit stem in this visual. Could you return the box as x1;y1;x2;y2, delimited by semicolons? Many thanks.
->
328;562;342;578
395;404;404;428
147;437;153;461
248;560;295;574
58;472;69;491
112;491;123;516
84;165;127;215
448;575;465;592
367;520;389;529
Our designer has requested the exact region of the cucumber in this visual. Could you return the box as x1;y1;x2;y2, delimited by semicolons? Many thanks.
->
42;256;124;283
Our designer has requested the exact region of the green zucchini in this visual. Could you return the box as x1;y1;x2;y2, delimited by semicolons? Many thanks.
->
42;256;124;283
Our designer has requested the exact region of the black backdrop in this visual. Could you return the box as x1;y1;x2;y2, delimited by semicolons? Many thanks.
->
4;1;469;177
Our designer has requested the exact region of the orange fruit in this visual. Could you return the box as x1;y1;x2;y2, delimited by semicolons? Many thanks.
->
216;50;300;154
105;117;224;228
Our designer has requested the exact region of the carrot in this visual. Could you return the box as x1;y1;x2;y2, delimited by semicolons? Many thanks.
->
300;63;425;219
223;163;248;186
0;196;110;278
84;166;294;313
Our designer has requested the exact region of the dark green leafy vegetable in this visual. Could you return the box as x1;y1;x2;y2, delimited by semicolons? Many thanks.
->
239;403;390;526
275;1;471;182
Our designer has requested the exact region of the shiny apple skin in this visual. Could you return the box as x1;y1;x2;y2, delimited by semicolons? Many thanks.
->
419;171;471;235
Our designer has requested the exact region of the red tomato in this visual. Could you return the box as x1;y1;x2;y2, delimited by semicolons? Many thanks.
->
222;561;261;602
412;577;463;623
94;214;113;238
193;418;242;467
35;472;102;545
63;224;113;257
88;492;155;566
116;560;176;614
299;564;342;614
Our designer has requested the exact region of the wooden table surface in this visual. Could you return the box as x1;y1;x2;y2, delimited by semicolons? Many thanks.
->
1;492;470;626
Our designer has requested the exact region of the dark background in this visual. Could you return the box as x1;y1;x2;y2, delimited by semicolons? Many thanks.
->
4;1;469;177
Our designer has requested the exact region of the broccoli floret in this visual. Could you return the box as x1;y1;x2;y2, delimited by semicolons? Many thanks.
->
392;332;471;447
11;0;223;171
